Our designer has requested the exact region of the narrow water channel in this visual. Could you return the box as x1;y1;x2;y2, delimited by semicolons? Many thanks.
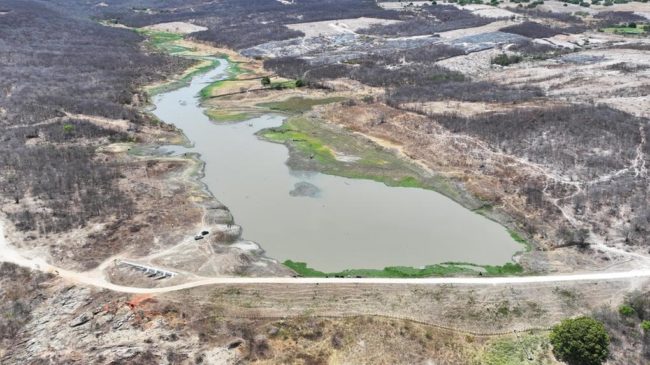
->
151;59;521;272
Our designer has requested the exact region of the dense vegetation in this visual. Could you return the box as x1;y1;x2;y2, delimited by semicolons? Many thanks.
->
0;0;190;233
430;105;642;177
70;0;400;49
594;11;648;26
264;49;543;103
500;21;585;38
1;123;134;234
0;1;190;126
550;316;610;365
589;292;650;362
423;106;649;246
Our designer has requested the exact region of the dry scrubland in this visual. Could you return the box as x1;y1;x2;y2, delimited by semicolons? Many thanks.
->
0;0;650;363
4;262;650;364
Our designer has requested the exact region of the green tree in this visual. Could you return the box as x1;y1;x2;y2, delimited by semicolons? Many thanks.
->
550;316;609;365
295;78;305;87
261;76;271;87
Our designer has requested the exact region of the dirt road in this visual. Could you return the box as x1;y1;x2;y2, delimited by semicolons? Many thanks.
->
2;220;650;294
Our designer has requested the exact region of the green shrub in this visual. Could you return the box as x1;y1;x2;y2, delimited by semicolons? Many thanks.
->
491;53;523;66
550;316;609;365
642;320;650;332
619;304;636;317
62;123;74;133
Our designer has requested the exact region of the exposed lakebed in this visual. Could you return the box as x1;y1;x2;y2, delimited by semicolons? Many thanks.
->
152;59;522;273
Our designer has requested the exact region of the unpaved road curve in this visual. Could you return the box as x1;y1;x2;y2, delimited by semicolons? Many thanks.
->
2;221;650;294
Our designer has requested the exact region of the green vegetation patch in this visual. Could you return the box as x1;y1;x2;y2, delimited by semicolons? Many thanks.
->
270;79;299;89
204;109;253;122
137;29;224;96
260;119;335;164
642;320;650;331
483;262;525;275
261;77;304;90
199;79;226;99
550;316;609;365
507;229;532;252
144;30;183;44
491;53;523;66
396;176;422;188
258;116;456;195
601;23;649;35
199;56;248;99
477;333;552;365
619;304;636;317
147;58;220;95
284;260;523;278
257;97;346;113
261;118;530;254
508;230;526;244
137;29;186;54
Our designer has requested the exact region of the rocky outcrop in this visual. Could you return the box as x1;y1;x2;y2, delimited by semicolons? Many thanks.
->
3;281;241;364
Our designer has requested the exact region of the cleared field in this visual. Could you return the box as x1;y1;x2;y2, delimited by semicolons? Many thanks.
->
450;4;520;19
286;17;400;37
377;1;432;10
437;20;522;39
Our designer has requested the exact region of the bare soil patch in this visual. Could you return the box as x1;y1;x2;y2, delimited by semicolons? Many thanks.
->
286;17;400;37
142;21;207;34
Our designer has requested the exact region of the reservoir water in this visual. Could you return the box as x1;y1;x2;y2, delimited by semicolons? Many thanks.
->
151;59;521;272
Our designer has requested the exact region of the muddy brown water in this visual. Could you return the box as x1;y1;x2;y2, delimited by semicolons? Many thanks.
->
152;59;521;272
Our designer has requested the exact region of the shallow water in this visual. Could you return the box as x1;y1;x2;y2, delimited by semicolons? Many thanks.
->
151;59;521;272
